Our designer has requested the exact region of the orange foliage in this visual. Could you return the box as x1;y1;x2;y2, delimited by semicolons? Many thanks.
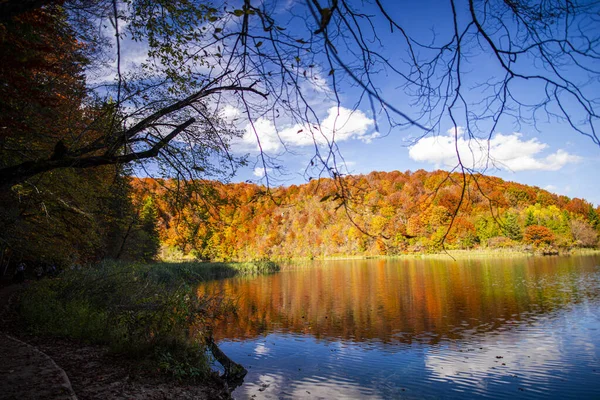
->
131;171;596;260
523;225;555;247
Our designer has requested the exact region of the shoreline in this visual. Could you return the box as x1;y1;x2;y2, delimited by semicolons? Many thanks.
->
5;250;599;398
200;248;600;265
1;283;232;400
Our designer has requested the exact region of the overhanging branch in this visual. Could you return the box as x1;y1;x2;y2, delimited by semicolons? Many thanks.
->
0;118;195;188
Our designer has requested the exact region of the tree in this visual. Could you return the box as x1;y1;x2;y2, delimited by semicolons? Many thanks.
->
524;210;535;228
0;6;90;180
0;0;598;186
1;0;599;253
523;225;555;247
0;7;140;265
588;206;600;230
136;196;161;261
502;212;522;241
125;170;599;260
570;219;598;248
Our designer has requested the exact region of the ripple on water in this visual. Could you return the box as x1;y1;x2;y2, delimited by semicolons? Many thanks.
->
209;256;600;400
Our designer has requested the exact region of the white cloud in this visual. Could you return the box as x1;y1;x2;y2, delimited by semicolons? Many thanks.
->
409;128;581;172
219;104;242;122
253;167;273;177
238;106;376;153
300;70;333;95
544;185;558;191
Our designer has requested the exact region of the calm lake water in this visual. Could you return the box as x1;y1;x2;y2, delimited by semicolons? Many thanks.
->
199;255;600;399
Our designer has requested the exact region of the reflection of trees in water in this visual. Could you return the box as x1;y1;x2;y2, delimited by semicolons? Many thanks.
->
198;256;600;345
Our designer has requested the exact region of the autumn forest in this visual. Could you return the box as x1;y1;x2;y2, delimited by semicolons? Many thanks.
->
2;1;600;399
1;5;599;267
128;171;600;262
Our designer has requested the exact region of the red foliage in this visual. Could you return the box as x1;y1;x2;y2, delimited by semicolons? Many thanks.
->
565;198;589;216
523;225;555;247
130;170;595;260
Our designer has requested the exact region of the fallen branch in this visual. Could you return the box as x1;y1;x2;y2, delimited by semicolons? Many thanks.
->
207;336;247;384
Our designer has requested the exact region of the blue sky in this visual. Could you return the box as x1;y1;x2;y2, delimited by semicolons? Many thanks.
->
101;0;599;206
224;0;600;206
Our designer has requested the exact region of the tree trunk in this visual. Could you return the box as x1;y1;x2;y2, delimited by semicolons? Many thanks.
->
207;336;247;383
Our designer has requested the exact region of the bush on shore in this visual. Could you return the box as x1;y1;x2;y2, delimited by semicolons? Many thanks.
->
19;260;278;379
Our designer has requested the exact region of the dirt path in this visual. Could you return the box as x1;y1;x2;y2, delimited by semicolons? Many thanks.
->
0;282;230;399
0;334;78;400
0;283;78;400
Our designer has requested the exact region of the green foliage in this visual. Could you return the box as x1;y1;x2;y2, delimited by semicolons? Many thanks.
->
125;0;223;94
155;342;209;380
502;212;522;241
430;227;448;250
0;167;130;265
588;206;600;230
101;173;138;259
524;210;535;227
20;280;109;339
475;216;500;245
19;261;237;379
136;196;161;261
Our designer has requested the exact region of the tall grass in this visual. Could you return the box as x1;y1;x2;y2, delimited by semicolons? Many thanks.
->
147;260;280;284
19;259;278;379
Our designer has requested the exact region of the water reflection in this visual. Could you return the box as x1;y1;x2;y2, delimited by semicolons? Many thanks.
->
200;256;600;344
199;255;600;399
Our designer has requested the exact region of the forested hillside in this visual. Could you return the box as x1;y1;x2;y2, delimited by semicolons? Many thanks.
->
0;7;159;267
132;170;600;261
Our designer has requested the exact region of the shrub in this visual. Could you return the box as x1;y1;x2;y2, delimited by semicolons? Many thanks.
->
486;236;516;248
570;219;598;248
523;225;555;247
19;261;234;379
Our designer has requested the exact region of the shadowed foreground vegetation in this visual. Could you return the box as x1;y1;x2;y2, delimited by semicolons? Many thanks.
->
19;260;278;380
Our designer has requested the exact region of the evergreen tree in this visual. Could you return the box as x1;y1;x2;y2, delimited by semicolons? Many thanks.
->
503;212;522;241
101;173;137;260
524;210;536;227
137;196;161;262
559;210;572;237
588;206;600;230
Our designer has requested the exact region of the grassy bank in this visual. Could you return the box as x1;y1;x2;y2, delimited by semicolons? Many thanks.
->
147;260;280;283
426;248;600;259
18;259;279;380
273;247;600;268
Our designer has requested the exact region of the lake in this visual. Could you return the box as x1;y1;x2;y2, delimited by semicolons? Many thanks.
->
199;254;600;399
